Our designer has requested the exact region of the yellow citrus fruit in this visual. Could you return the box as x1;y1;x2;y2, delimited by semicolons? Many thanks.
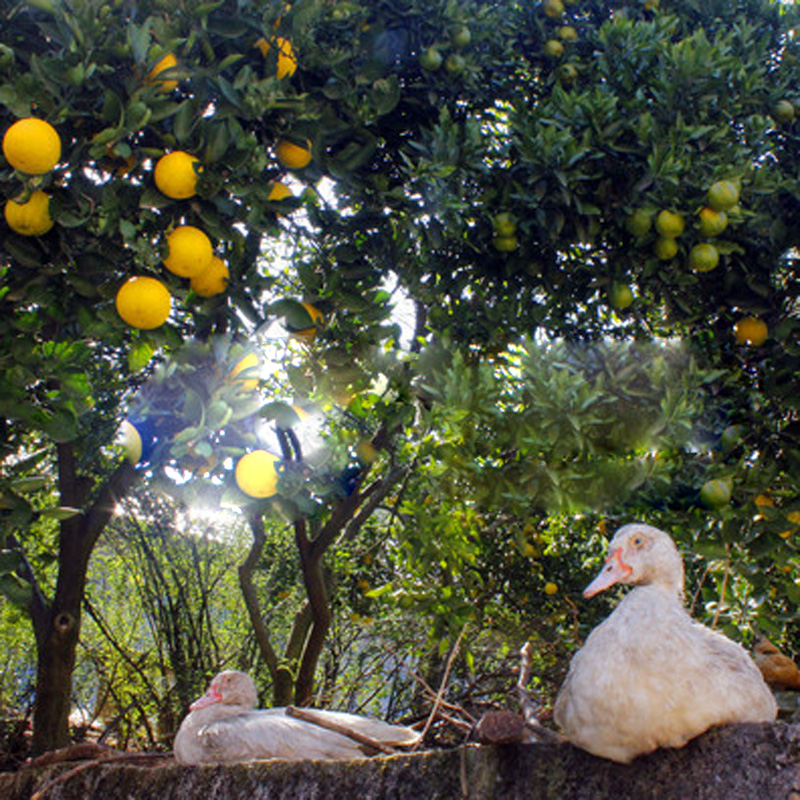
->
772;100;795;124
235;450;280;498
4;190;54;236
609;282;634;310
734;316;768;346
707;180;740;212
559;25;578;41
115;276;171;329
654;209;685;238
698;207;728;237
163;225;214;278
154;151;201;199
275;138;312;169
688;243;720;273
493;234;519;252
700;478;733;508
544;0;564;17
255;36;297;79
653;236;678;260
544;40;564;59
626;208;652;237
544;582;559;595
2;118;61;175
116;420;143;464
147;53;178;91
267;181;293;201
190;255;229;297
230;352;260;391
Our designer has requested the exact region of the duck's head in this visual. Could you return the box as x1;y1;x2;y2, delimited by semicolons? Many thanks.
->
189;670;258;711
584;523;684;599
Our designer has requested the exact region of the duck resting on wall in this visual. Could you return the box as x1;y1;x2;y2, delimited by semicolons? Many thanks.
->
554;523;777;763
173;670;421;764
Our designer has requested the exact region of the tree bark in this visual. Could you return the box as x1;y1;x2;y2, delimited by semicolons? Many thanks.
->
30;455;139;754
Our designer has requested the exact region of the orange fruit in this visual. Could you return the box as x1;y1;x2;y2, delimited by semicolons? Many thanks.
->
707;180;740;212
772;100;795;124
154;151;201;199
2;118;61;174
653;236;678;260
734;316;768;346
544;582;559;595
626;208;652;237
654;209;685;238
275;138;312;169
609;282;634;310
492;212;516;237
4;190;54;236
700;478;733;508
267;181;293;201
255;36;297;79
235;450;280;498
115;276;171;329
697;207;728;237
163;225;214;278
493;234;519;252
190;255;229;297
544;40;564;59
419;47;443;71
544;0;564;17
688;243;720;272
147;53;179;91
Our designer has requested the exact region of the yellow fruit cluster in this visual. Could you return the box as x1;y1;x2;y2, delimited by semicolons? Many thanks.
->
2;117;61;237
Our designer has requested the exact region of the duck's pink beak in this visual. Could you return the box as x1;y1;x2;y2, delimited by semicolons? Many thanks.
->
189;682;222;711
583;547;633;598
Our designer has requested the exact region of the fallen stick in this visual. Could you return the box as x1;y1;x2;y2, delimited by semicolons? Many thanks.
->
285;707;397;755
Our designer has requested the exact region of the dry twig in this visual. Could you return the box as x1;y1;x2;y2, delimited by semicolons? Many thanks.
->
285;706;399;755
516;642;563;744
412;623;468;751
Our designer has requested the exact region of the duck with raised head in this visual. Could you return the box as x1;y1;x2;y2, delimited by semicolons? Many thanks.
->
553;523;777;764
173;670;421;764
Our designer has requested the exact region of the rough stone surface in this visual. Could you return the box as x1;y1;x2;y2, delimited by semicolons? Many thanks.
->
2;723;799;800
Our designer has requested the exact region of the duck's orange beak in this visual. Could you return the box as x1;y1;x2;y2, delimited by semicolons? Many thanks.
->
583;547;633;598
189;682;223;711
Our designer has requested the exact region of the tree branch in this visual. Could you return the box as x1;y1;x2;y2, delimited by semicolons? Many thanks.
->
238;514;281;684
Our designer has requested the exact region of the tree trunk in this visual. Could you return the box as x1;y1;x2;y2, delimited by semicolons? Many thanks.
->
29;456;139;754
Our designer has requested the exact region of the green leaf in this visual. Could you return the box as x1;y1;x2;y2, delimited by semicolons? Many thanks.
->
0;573;32;608
39;506;82;520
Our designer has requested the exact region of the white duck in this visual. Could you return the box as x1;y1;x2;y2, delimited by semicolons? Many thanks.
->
173;670;421;764
553;523;777;764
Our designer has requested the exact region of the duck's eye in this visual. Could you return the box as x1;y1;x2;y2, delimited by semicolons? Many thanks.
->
631;535;645;548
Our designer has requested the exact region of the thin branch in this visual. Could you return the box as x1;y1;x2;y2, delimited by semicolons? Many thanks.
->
516;642;563;744
412;624;468;751
711;548;731;630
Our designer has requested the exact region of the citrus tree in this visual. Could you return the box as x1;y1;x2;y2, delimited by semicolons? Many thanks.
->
3;0;800;755
0;0;530;751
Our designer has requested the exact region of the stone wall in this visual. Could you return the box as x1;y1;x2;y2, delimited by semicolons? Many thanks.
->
1;722;798;800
